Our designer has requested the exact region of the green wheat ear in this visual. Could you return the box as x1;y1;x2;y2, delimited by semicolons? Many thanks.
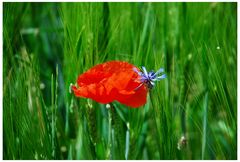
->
86;99;98;146
111;104;126;159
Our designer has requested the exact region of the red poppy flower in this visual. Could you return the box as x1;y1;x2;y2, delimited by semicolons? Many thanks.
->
71;61;148;108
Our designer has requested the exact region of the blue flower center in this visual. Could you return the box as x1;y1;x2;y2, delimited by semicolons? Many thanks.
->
133;66;166;90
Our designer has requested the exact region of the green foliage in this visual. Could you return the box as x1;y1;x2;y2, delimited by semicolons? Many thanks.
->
3;2;237;160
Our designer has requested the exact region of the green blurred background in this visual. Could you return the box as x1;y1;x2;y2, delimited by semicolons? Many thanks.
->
3;2;237;160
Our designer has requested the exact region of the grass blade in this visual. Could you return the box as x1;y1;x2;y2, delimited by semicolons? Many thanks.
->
202;92;209;159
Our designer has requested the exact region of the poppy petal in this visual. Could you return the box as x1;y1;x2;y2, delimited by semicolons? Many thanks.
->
72;61;148;108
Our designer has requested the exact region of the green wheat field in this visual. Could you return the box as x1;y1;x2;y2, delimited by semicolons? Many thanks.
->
3;2;237;160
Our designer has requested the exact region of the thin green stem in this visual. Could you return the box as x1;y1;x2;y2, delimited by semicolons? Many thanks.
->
125;123;130;160
51;74;55;159
202;92;208;160
149;91;162;159
107;104;113;159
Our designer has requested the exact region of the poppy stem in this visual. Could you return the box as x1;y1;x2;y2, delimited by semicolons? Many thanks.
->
107;104;113;159
125;123;130;160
